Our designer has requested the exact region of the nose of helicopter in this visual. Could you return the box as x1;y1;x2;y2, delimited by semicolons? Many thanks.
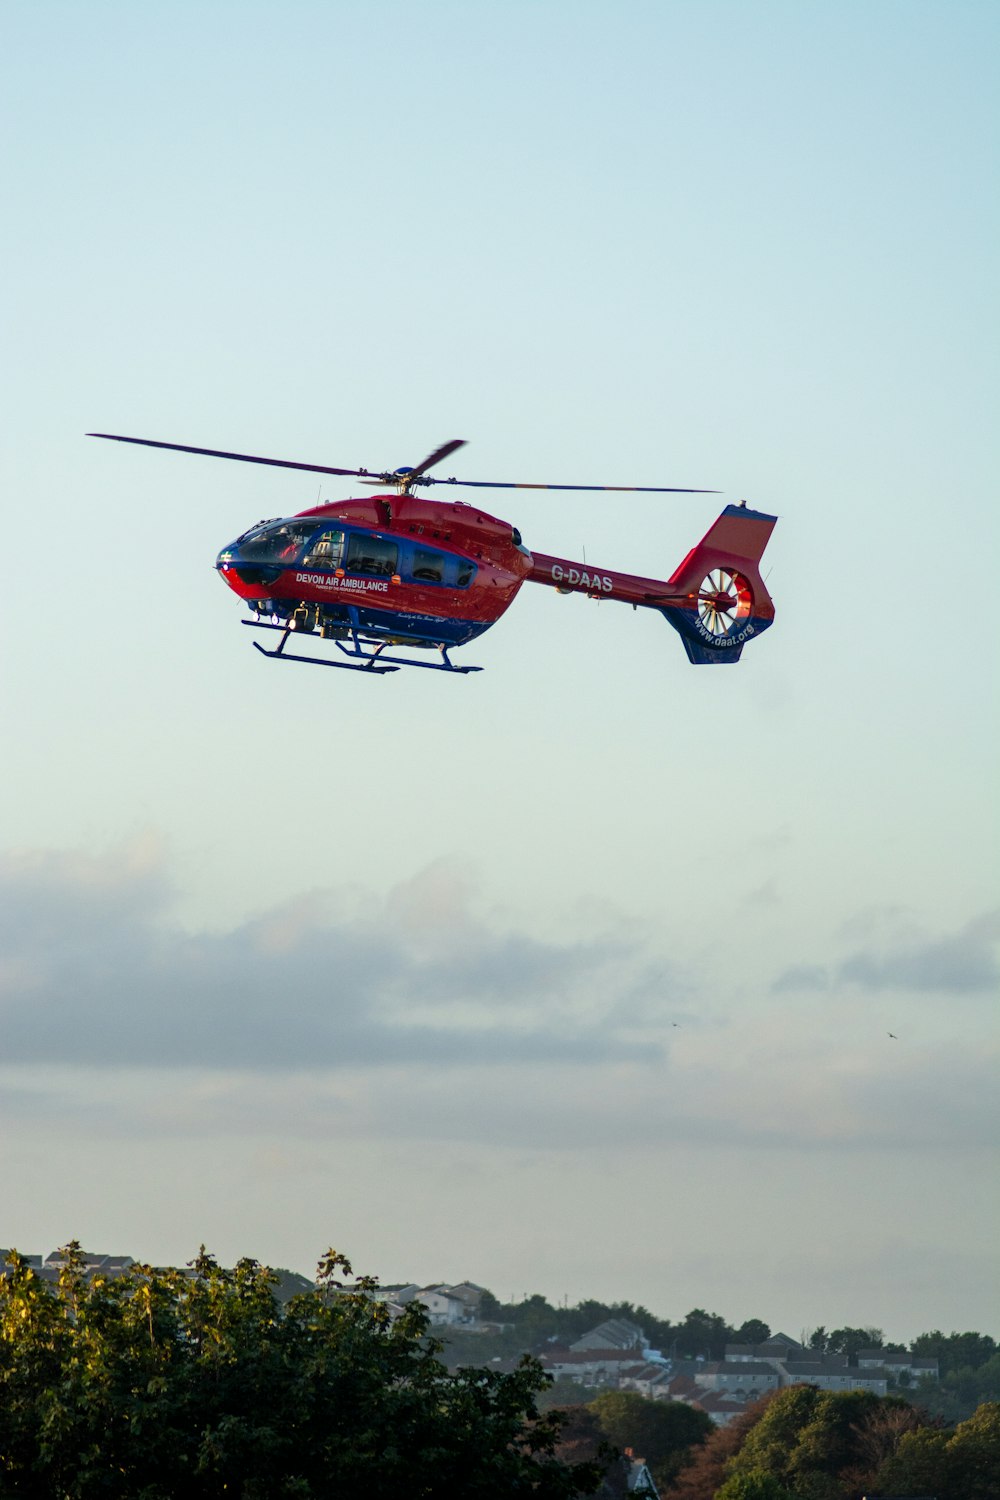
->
214;550;236;597
215;540;268;594
215;542;241;582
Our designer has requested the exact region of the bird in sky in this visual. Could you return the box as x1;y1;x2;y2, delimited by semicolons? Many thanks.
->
888;1032;898;1039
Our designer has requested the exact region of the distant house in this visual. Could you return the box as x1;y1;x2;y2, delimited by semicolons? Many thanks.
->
571;1319;649;1354
542;1347;647;1387
411;1282;487;1326
664;1372;700;1401
782;1361;889;1395
44;1249;135;1275
617;1363;674;1400
380;1282;422;1305
1;1250;139;1292
415;1286;470;1326
268;1269;315;1305
857;1349;939;1382
689;1390;749;1427
668;1339;900;1419
442;1281;487;1321
725;1333;808;1365
694;1361;780;1397
622;1450;659;1496
0;1250;43;1271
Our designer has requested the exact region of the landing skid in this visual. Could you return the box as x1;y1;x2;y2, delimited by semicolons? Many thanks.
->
242;619;482;674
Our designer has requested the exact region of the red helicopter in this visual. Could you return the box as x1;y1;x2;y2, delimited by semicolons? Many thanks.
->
89;433;777;675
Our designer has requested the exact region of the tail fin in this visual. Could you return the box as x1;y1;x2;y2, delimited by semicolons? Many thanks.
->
662;504;777;665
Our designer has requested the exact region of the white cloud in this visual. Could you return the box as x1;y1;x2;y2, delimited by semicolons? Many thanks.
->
1;844;996;1161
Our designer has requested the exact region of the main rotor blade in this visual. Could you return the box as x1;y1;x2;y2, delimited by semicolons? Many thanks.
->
421;475;718;493
87;433;373;479
407;438;466;478
89;433;718;494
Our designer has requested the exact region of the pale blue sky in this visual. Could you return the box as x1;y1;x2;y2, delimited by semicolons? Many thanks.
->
1;1;997;1340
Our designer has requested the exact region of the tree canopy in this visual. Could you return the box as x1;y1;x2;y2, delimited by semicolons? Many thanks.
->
874;1400;1000;1500
587;1390;712;1488
0;1243;604;1498
670;1385;1000;1500
912;1328;998;1374
806;1326;883;1358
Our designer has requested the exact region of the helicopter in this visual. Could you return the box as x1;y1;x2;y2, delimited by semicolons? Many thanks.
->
88;433;777;675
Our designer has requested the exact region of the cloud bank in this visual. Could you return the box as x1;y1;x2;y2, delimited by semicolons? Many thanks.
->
772;909;1000;997
0;842;673;1071
1;843;996;1156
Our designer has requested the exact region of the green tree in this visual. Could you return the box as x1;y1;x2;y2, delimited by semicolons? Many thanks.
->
824;1326;882;1359
503;1292;562;1348
478;1287;504;1321
671;1393;780;1500
912;1329;998;1374
588;1390;712;1487
671;1387;956;1500
537;1376;604;1412
674;1308;733;1360
733;1320;771;1346
911;1352;1000;1422
0;1244;605;1498
714;1472;797;1500
874;1401;1000;1500
724;1385;926;1500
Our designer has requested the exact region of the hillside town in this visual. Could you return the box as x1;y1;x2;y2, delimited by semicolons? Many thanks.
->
375;1279;941;1427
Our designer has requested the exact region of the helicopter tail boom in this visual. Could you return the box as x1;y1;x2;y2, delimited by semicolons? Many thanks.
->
526;503;776;664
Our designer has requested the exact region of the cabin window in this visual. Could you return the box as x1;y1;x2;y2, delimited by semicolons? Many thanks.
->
346;532;398;577
411;546;446;584
303;530;344;570
454;559;476;587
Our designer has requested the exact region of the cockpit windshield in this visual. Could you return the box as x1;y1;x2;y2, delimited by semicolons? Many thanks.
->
237;519;322;565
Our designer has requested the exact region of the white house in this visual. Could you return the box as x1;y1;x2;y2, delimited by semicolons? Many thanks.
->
694;1361;781;1397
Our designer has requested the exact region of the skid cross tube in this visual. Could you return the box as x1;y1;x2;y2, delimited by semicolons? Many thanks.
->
241;618;482;674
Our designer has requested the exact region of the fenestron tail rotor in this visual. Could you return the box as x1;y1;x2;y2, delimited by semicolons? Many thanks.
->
696;567;752;639
87;433;716;495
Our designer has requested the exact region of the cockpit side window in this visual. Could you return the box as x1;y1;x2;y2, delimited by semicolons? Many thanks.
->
453;558;476;588
346;532;398;577
303;530;344;570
